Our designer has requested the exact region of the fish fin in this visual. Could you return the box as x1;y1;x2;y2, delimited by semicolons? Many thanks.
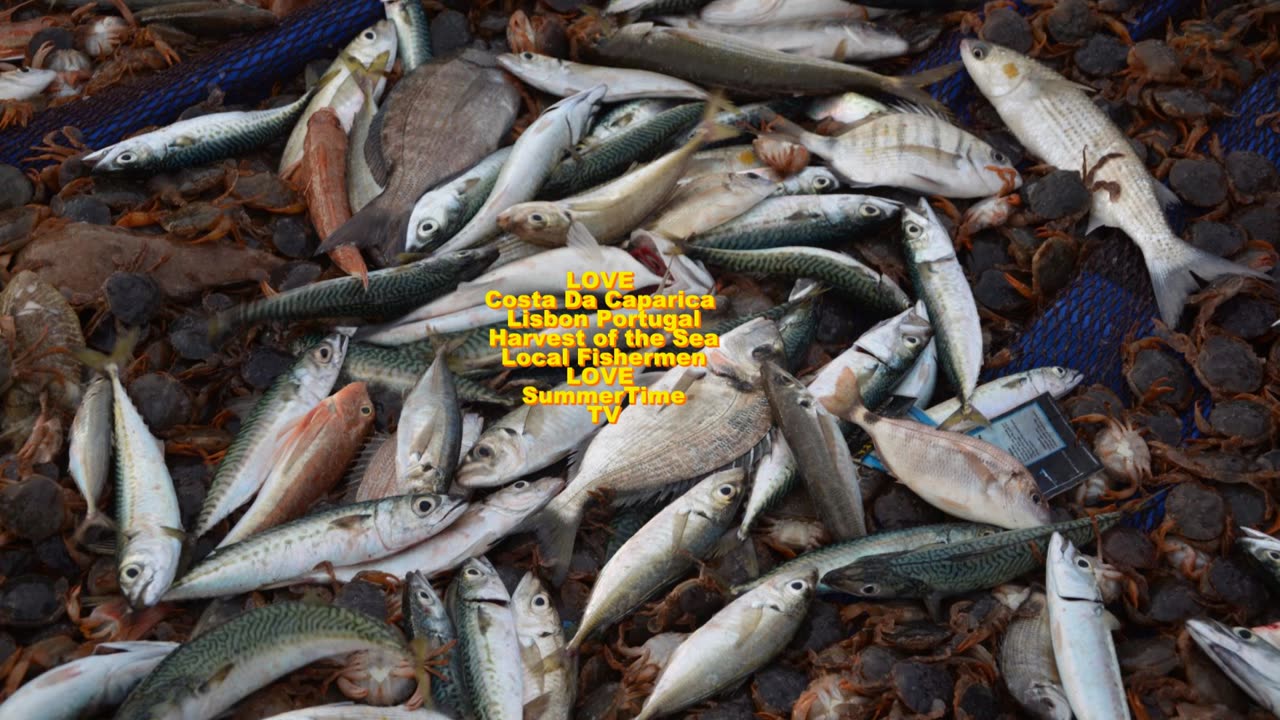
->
342;432;393;499
1144;235;1269;327
198;662;235;694
317;203;393;255
524;693;552;719
1152;178;1180;208
566;221;604;263
72;510;117;548
74;327;140;374
222;393;259;421
903;61;961;89
162;526;186;542
273;411;311;448
1102;609;1122;631
564;433;593;481
937;403;990;431
534;498;582;586
1084;210;1107;234
329;513;373;530
885;99;952;123
752;109;819;148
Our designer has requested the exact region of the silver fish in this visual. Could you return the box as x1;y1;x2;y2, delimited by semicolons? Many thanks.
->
806;301;932;411
1185;619;1280;716
0;641;177;720
569;469;745;650
447;557;523;720
512;573;575;720
960;40;1267;325
738;430;796;540
0;66;57;100
498;52;707;102
658;17;910;62
404;571;466;717
807;92;889;125
579;98;678;150
634;568;816;720
261;704;448;719
1001;591;1072;720
397;354;462;493
406;147;512;252
383;0;431;72
67;373;112;522
697;0;887;24
1236;526;1280;587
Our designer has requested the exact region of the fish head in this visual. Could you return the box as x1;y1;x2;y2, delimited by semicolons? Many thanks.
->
456;425;529;488
759;568;818;617
486;476;565;519
512;571;560;634
334;382;375;431
404;570;451;637
821;558;924;599
960;40;1036;100
406;192;458;252
1028;366;1083;400
497;202;573;245
706;316;784;387
383;492;467;546
789;167;841;195
849;194;901;225
688;467;747;521
899;200;951;260
965;142;1022;196
347;20;398;70
448;246;501;282
119;535;178;609
453;556;510;603
1045;532;1101;603
82;136;164;173
1002;470;1052;529
1024;681;1073;720
294;332;349;403
546;83;609;142
1186;619;1280;708
1237;526;1280;577
0;66;57;100
497;50;560;78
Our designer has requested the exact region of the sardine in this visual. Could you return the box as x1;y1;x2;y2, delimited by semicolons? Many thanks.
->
1001;591;1072;720
1046;532;1130;720
762;360;867;540
397;354;461;493
406;147;512;253
689;194;898;251
960;40;1267;325
1185;618;1280;715
67;373;112;522
765;110;1020;198
193;333;347;538
536;317;782;582
924;366;1084;429
320;49;520;262
569;469;745;650
738;429;796;540
447;557;523;720
499;52;707;102
0;641;177;720
435;85;608;253
115;603;411;720
634;569;816;720
168;493;464;601
404;571;466;717
383;0;431;73
208;249;498;339
512;573;575;720
218;382;375;546
902;199;986;427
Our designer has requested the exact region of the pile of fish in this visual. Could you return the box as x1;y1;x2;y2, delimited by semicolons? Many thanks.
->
1;0;1279;718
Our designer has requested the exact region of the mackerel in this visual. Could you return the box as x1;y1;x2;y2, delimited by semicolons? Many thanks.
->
193;333;347;538
498;52;708;102
690;194;898;251
1236;526;1280;589
806;302;932;412
404;571;467;717
580;99;678;151
1186;619;1280;716
0;641;176;720
330;338;515;405
406;147;512;252
397;354;462;493
512;573;575;720
383;0;431;72
447;557;523;720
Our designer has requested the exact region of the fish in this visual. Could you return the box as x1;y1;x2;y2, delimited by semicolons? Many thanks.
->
656;17;911;62
763;109;1020;198
301;108;362;283
499;52;708;102
569;469;745;650
697;0;882;24
329;338;515;406
193;333;348;538
682;244;910;317
901;199;987;428
605;0;713;15
1001;591;1072;720
287;477;564;584
1045;532;1130;720
383;0;431;72
1185;618;1280;716
823;511;1120;616
319;49;521;263
166;493;464;601
689;194;899;251
434;85;608;253
923;366;1084;429
0;66;57;101
512;573;575;720
0;641;178;720
75;331;183;609
577;98;677;150
535;317;782;582
115;603;411;720
258;704;449;719
732;522;997;595
217;382;375;546
346;69;384;214
1236;526;1280;588
278;20;398;177
827;367;1050;528
634;568;816;720
772;166;843;196
397;354;462;493
738;429;797;540
403;571;466;717
67;373;112;524
406;147;512;253
83;81;331;173
807;91;889;125
761;360;867;540
447;557;524;720
647;168;780;241
208;248;498;339
960;39;1268;326
583;23;958;112
805;302;932;412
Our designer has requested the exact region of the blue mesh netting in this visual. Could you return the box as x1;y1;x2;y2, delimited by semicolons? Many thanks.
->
0;0;384;169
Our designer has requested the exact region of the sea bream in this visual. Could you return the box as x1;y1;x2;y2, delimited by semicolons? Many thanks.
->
960;40;1268;325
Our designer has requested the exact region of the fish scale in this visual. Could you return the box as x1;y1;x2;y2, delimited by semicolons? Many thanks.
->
404;572;467;718
690;194;899;251
448;558;523;720
0;0;386;169
322;337;515;405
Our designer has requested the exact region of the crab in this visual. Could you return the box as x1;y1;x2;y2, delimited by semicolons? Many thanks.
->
792;673;871;720
116;191;261;245
327;648;417;707
604;627;688;715
756;516;829;558
1003;228;1080;308
66;587;171;642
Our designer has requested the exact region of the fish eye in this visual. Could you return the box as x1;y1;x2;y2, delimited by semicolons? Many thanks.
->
363;30;375;40
1075;557;1090;569
860;204;880;217
530;213;546;224
1235;627;1254;640
521;51;535;60
904;222;922;237
971;44;988;61
416;497;435;513
123;565;141;580
316;346;332;361
860;583;878;595
904;335;920;346
814;176;833;190
1267;550;1280;561
533;594;548;607
1053;367;1067;376
417;590;430;601
360;405;373;416
991;150;1008;164
513;480;528;489
798;398;813;409
751;343;775;358
474;445;492;458
117;151;136;164
788;580;806;591
419;220;438;236
1031;493;1043;504
717;484;735;497
465;567;481;577
19;67;30;73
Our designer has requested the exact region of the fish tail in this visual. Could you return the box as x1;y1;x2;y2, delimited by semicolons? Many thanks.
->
938;402;990;431
317;203;395;255
72;510;117;548
74;327;139;375
1144;235;1269;327
902;61;962;89
534;494;584;586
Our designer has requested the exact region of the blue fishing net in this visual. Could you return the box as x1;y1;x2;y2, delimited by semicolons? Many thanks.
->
0;0;385;169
